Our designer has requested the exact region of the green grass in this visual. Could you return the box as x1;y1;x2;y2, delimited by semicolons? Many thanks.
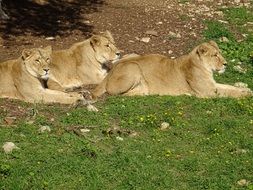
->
1;3;253;190
1;96;253;190
222;7;253;26
203;20;235;41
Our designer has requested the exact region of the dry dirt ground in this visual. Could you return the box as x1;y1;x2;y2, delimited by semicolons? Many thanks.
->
0;0;249;61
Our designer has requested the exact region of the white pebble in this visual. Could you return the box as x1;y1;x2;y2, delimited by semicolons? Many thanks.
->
2;142;19;153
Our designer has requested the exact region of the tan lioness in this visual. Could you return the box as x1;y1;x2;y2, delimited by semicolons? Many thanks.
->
92;41;252;98
47;31;121;91
0;46;85;104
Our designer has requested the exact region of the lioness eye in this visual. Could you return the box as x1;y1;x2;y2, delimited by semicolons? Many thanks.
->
46;58;50;63
105;44;110;47
35;59;40;63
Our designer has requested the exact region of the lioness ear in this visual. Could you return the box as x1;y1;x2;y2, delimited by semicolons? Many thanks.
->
197;44;208;56
44;45;52;53
90;35;101;46
209;40;219;49
21;49;33;60
103;30;115;43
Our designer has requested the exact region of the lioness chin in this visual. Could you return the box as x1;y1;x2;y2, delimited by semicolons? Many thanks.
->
92;41;252;98
47;30;121;92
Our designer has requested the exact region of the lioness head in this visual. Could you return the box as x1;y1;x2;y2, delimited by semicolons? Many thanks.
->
22;46;52;80
195;41;227;74
90;30;121;64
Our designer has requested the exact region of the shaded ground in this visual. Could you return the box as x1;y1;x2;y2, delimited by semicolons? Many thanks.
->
0;0;249;61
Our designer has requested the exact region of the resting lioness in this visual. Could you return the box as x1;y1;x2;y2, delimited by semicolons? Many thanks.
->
47;31;121;91
0;46;85;104
92;41;252;98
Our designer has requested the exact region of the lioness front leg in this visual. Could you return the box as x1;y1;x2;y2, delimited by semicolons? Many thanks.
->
38;89;84;104
215;83;252;98
47;78;65;91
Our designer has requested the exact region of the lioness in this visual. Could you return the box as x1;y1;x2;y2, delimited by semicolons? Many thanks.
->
47;31;121;91
92;41;252;98
0;46;85;104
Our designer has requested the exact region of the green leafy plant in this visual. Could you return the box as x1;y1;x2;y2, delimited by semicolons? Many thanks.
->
203;20;235;40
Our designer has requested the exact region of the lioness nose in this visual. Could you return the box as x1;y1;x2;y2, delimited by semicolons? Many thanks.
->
44;68;49;72
223;62;227;66
116;52;121;57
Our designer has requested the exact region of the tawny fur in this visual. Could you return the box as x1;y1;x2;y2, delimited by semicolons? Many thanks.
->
92;41;252;98
47;31;121;91
0;46;84;104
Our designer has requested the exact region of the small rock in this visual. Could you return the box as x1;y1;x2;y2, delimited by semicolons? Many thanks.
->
82;20;91;24
233;65;247;73
168;31;181;38
219;36;229;42
234;148;248;154
26;120;34;124
80;128;90;133
176;33;181;38
38;125;51;133
4;116;16;125
156;21;163;25
234;82;248;88
2;142;19;153
45;37;55;41
168;50;173;54
140;37;150;43
237;179;249;186
215;11;224;16
168;31;177;37
160;122;170;130
218;20;229;24
129;131;138;137
116;136;124;141
190;32;197;37
87;104;98;112
145;30;158;37
242;33;248;38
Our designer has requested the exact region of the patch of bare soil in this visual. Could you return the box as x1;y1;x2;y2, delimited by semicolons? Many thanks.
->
0;0;249;61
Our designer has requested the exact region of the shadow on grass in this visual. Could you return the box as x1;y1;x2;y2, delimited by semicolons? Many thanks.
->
0;0;105;38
